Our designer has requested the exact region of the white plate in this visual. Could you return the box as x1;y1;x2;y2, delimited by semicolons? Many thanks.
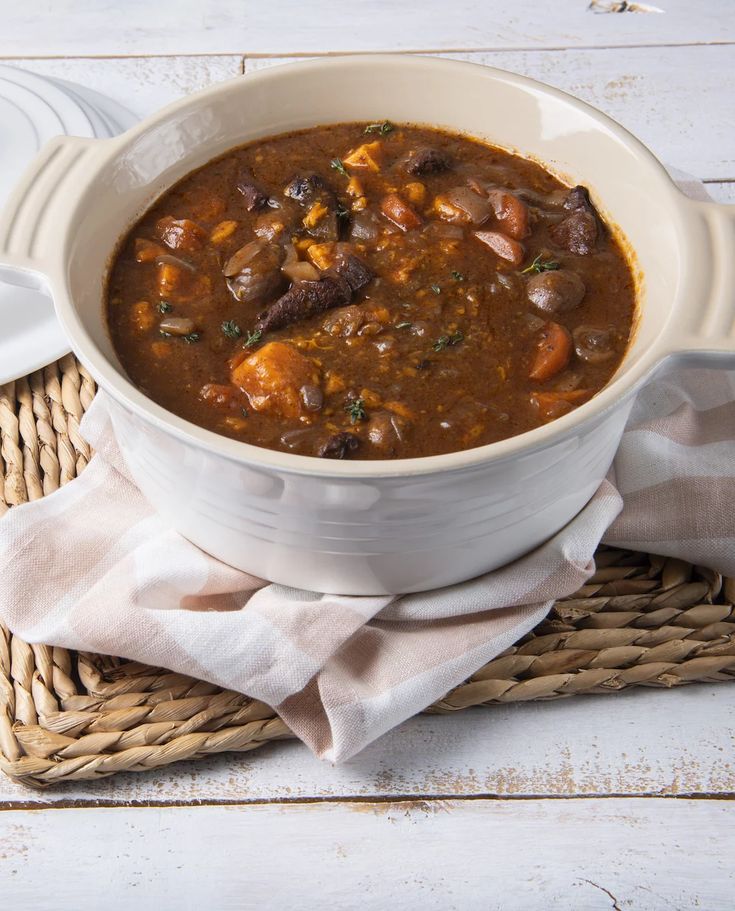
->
0;65;136;385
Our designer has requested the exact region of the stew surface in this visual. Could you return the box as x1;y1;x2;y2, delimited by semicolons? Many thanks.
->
106;122;636;460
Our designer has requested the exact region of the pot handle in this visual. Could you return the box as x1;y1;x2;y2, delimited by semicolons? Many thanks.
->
0;135;99;292
659;196;735;369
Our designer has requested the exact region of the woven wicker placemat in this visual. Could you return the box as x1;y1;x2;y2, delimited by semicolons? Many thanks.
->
1;356;734;788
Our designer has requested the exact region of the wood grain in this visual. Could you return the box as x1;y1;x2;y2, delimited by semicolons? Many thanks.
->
0;685;732;805
1;798;733;909
2;0;734;56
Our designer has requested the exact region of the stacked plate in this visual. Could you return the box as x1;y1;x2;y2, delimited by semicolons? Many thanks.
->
0;65;136;384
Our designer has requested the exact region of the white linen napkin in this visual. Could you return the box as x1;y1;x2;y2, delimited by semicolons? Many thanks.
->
1;178;733;762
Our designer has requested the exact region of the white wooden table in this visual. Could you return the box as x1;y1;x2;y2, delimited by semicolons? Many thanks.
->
1;2;734;907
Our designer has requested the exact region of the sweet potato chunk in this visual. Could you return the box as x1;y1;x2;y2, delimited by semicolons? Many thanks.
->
343;141;383;172
486;190;530;240
231;342;321;418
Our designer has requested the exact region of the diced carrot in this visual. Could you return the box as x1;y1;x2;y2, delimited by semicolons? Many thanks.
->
210;220;239;244
385;400;415;420
307;242;337;271
380;194;422;232
157;262;185;297
432;194;471;224
295;238;316;254
352;197;368;212
359;388;382;408
151;340;170;358
404;182;426;206
200;383;241;408
131;300;155;332
303;201;329;229
530;389;592;422
156;216;206;253
325;372;346;395
529;322;573;382
343;141;383;172
487;190;530;240
134;238;165;263
474;230;525;267
346;176;364;198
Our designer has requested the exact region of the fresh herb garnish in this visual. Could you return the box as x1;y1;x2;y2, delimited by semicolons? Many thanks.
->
522;253;560;274
243;329;263;349
330;158;348;177
345;397;367;424
336;202;350;220
364;121;394;135
221;319;241;340
158;301;173;314
430;284;441;295
432;330;464;352
451;270;465;282
184;332;201;344
395;321;413;330
241;407;249;418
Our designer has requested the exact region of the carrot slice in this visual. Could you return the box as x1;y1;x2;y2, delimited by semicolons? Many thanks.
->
529;322;573;382
530;389;591;422
380;194;422;232
473;230;524;266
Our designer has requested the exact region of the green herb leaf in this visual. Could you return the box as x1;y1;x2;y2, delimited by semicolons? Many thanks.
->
241;407;249;418
330;158;348;177
221;319;241;340
344;397;367;424
364;121;394;136
395;321;413;330
158;300;173;314
336;202;350;220
522;253;560;274
243;329;263;349
432;330;464;352
430;284;441;295
184;332;201;344
451;270;465;282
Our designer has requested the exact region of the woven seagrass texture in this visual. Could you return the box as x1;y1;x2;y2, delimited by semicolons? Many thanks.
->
1;357;734;788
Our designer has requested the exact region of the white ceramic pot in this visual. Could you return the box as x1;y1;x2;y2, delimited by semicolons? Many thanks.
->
1;56;734;594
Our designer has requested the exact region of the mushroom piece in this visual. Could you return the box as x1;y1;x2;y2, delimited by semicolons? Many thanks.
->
527;270;586;315
224;241;286;305
404;147;451;176
573;325;619;364
318;431;360;459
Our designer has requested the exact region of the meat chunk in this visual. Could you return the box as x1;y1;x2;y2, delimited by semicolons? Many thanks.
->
254;276;351;334
336;253;374;292
231;341;321;418
549;185;600;255
236;169;270;211
404;147;451;176
527;270;586;315
573;325;619;364
318;431;360;459
255;253;372;333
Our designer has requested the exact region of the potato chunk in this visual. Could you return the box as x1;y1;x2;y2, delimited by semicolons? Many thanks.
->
231;341;321;418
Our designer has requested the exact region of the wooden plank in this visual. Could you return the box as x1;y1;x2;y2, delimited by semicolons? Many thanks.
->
4;55;243;118
245;45;735;179
1;686;733;805
1;798;733;908
1;0;734;56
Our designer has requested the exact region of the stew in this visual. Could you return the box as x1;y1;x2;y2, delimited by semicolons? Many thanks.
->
106;122;636;460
